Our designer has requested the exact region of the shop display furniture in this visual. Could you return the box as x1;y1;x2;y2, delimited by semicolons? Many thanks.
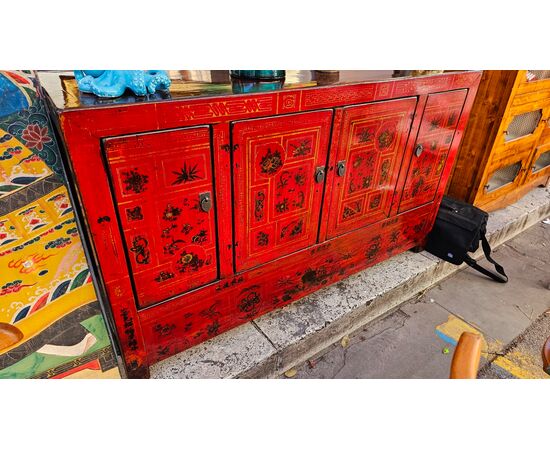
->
448;70;550;210
38;70;481;378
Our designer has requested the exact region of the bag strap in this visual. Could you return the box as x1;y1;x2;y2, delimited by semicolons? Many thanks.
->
464;232;508;283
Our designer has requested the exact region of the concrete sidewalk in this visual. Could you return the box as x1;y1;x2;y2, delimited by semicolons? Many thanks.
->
286;221;550;379
151;186;550;379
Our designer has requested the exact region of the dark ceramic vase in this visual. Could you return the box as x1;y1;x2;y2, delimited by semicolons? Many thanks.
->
230;70;286;81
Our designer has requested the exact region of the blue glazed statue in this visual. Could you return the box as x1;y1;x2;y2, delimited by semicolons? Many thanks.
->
74;70;171;98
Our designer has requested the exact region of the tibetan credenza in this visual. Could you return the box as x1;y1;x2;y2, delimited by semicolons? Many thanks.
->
38;70;481;378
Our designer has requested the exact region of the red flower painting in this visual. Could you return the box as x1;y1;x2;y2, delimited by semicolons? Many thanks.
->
21;123;52;150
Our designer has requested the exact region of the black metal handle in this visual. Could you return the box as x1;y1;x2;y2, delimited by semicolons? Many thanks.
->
414;144;424;157
337;160;346;177
315;166;326;183
199;192;212;212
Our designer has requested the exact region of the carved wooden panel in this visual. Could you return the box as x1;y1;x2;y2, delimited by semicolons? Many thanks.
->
399;90;468;213
326;97;417;238
232;111;333;271
104;127;218;308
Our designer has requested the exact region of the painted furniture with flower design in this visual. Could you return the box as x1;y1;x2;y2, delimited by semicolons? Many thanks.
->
38;70;481;378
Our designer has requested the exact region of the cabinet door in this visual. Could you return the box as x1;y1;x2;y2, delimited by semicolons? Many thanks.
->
325;97;417;239
399;90;468;213
232;110;333;272
104;127;218;308
527;142;550;182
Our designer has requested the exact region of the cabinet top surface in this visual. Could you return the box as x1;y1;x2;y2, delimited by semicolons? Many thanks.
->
36;70;474;112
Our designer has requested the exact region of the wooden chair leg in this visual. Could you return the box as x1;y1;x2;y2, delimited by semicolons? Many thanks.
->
543;336;550;376
450;332;482;379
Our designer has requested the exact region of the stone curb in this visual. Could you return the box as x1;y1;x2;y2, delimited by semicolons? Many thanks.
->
151;186;550;379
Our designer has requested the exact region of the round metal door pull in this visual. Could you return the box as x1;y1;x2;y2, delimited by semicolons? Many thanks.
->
337;160;346;177
415;144;424;157
315;166;326;183
199;192;212;212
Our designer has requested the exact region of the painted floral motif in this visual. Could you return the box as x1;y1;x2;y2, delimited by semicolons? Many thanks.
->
358;128;374;144
293;191;305;208
121;168;149;194
294;172;306;186
21;123;52;151
342;201;361;219
362;175;373;189
259;147;283;175
447;111;457;127
353;155;364;168
153;323;176;337
181;223;193;235
176;250;205;273
0;97;64;177
411;177;425;197
161;224;177;238
154;271;175;283
290;139;311;156
191;229;207;244
257;231;269;247
390;230;400;243
281;219;303;239
276;171;291;190
162;204;181;221
129;235;150;264
254;191;265;222
366;235;381;260
206;321;220;337
380;160;390;183
238;287;261;319
369;194;381;209
413;221;426;234
126;206;143;221
172;162;200;184
275;198;289;214
377;129;395;148
300;266;330;287
430;116;443;130
163;237;184;255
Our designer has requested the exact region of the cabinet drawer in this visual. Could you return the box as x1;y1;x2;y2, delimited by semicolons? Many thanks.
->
232;111;333;272
399;89;468;213
325;97;417;239
104;127;218;308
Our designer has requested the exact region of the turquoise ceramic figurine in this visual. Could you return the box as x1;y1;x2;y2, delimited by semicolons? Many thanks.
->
74;70;171;98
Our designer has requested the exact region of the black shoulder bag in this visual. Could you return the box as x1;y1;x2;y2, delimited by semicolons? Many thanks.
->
425;196;508;283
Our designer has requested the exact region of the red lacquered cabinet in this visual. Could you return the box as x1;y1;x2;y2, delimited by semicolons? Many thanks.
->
39;71;481;378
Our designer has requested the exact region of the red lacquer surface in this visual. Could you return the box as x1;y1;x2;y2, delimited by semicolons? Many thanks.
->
46;72;482;377
104;128;218;307
326;97;417;238
232;111;333;271
398;90;468;213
